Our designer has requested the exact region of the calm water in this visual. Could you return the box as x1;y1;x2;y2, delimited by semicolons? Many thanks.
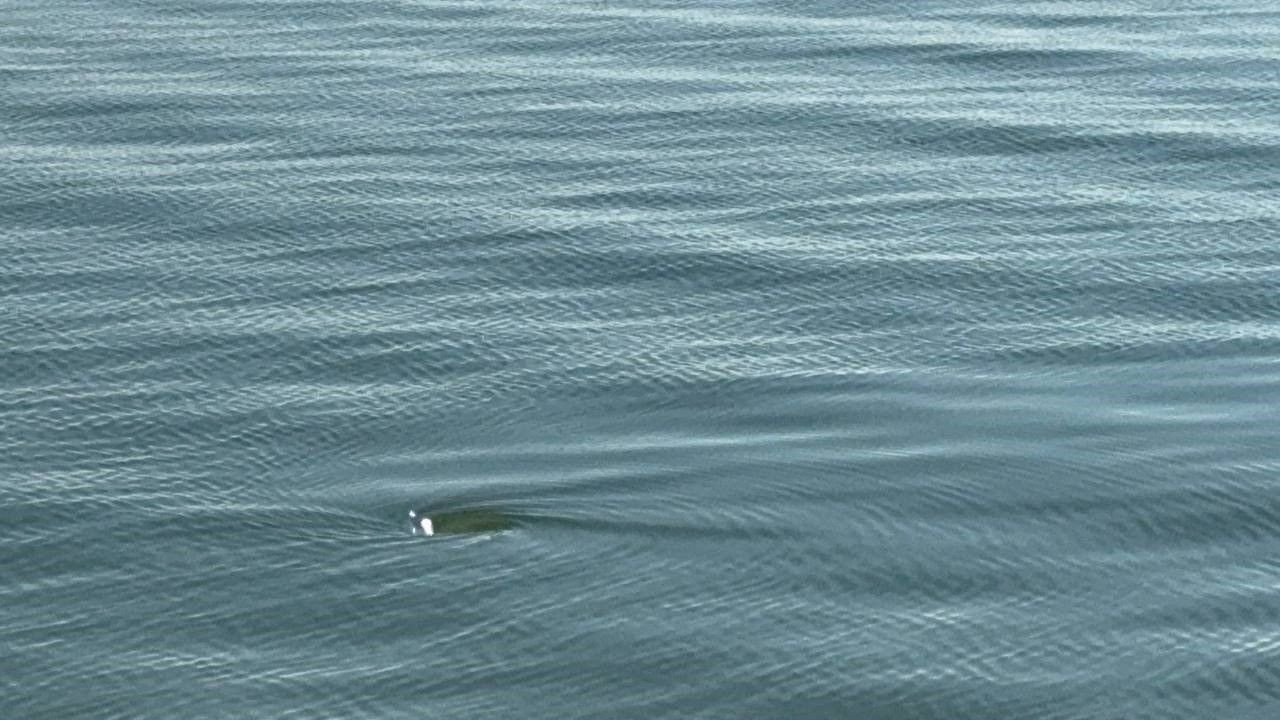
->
4;1;1280;717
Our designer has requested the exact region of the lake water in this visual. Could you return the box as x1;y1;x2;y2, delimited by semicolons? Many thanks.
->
4;1;1280;717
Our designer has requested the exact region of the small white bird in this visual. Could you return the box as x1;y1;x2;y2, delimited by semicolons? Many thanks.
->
409;509;434;536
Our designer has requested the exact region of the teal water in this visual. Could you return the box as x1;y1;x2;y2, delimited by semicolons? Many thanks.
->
4;1;1280;717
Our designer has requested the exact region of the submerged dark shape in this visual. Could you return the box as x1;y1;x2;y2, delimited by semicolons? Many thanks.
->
409;508;514;536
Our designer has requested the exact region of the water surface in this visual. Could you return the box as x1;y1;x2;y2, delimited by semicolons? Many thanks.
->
4;1;1280;717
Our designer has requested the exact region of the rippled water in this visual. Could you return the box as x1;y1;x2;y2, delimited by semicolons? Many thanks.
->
4;1;1280;717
